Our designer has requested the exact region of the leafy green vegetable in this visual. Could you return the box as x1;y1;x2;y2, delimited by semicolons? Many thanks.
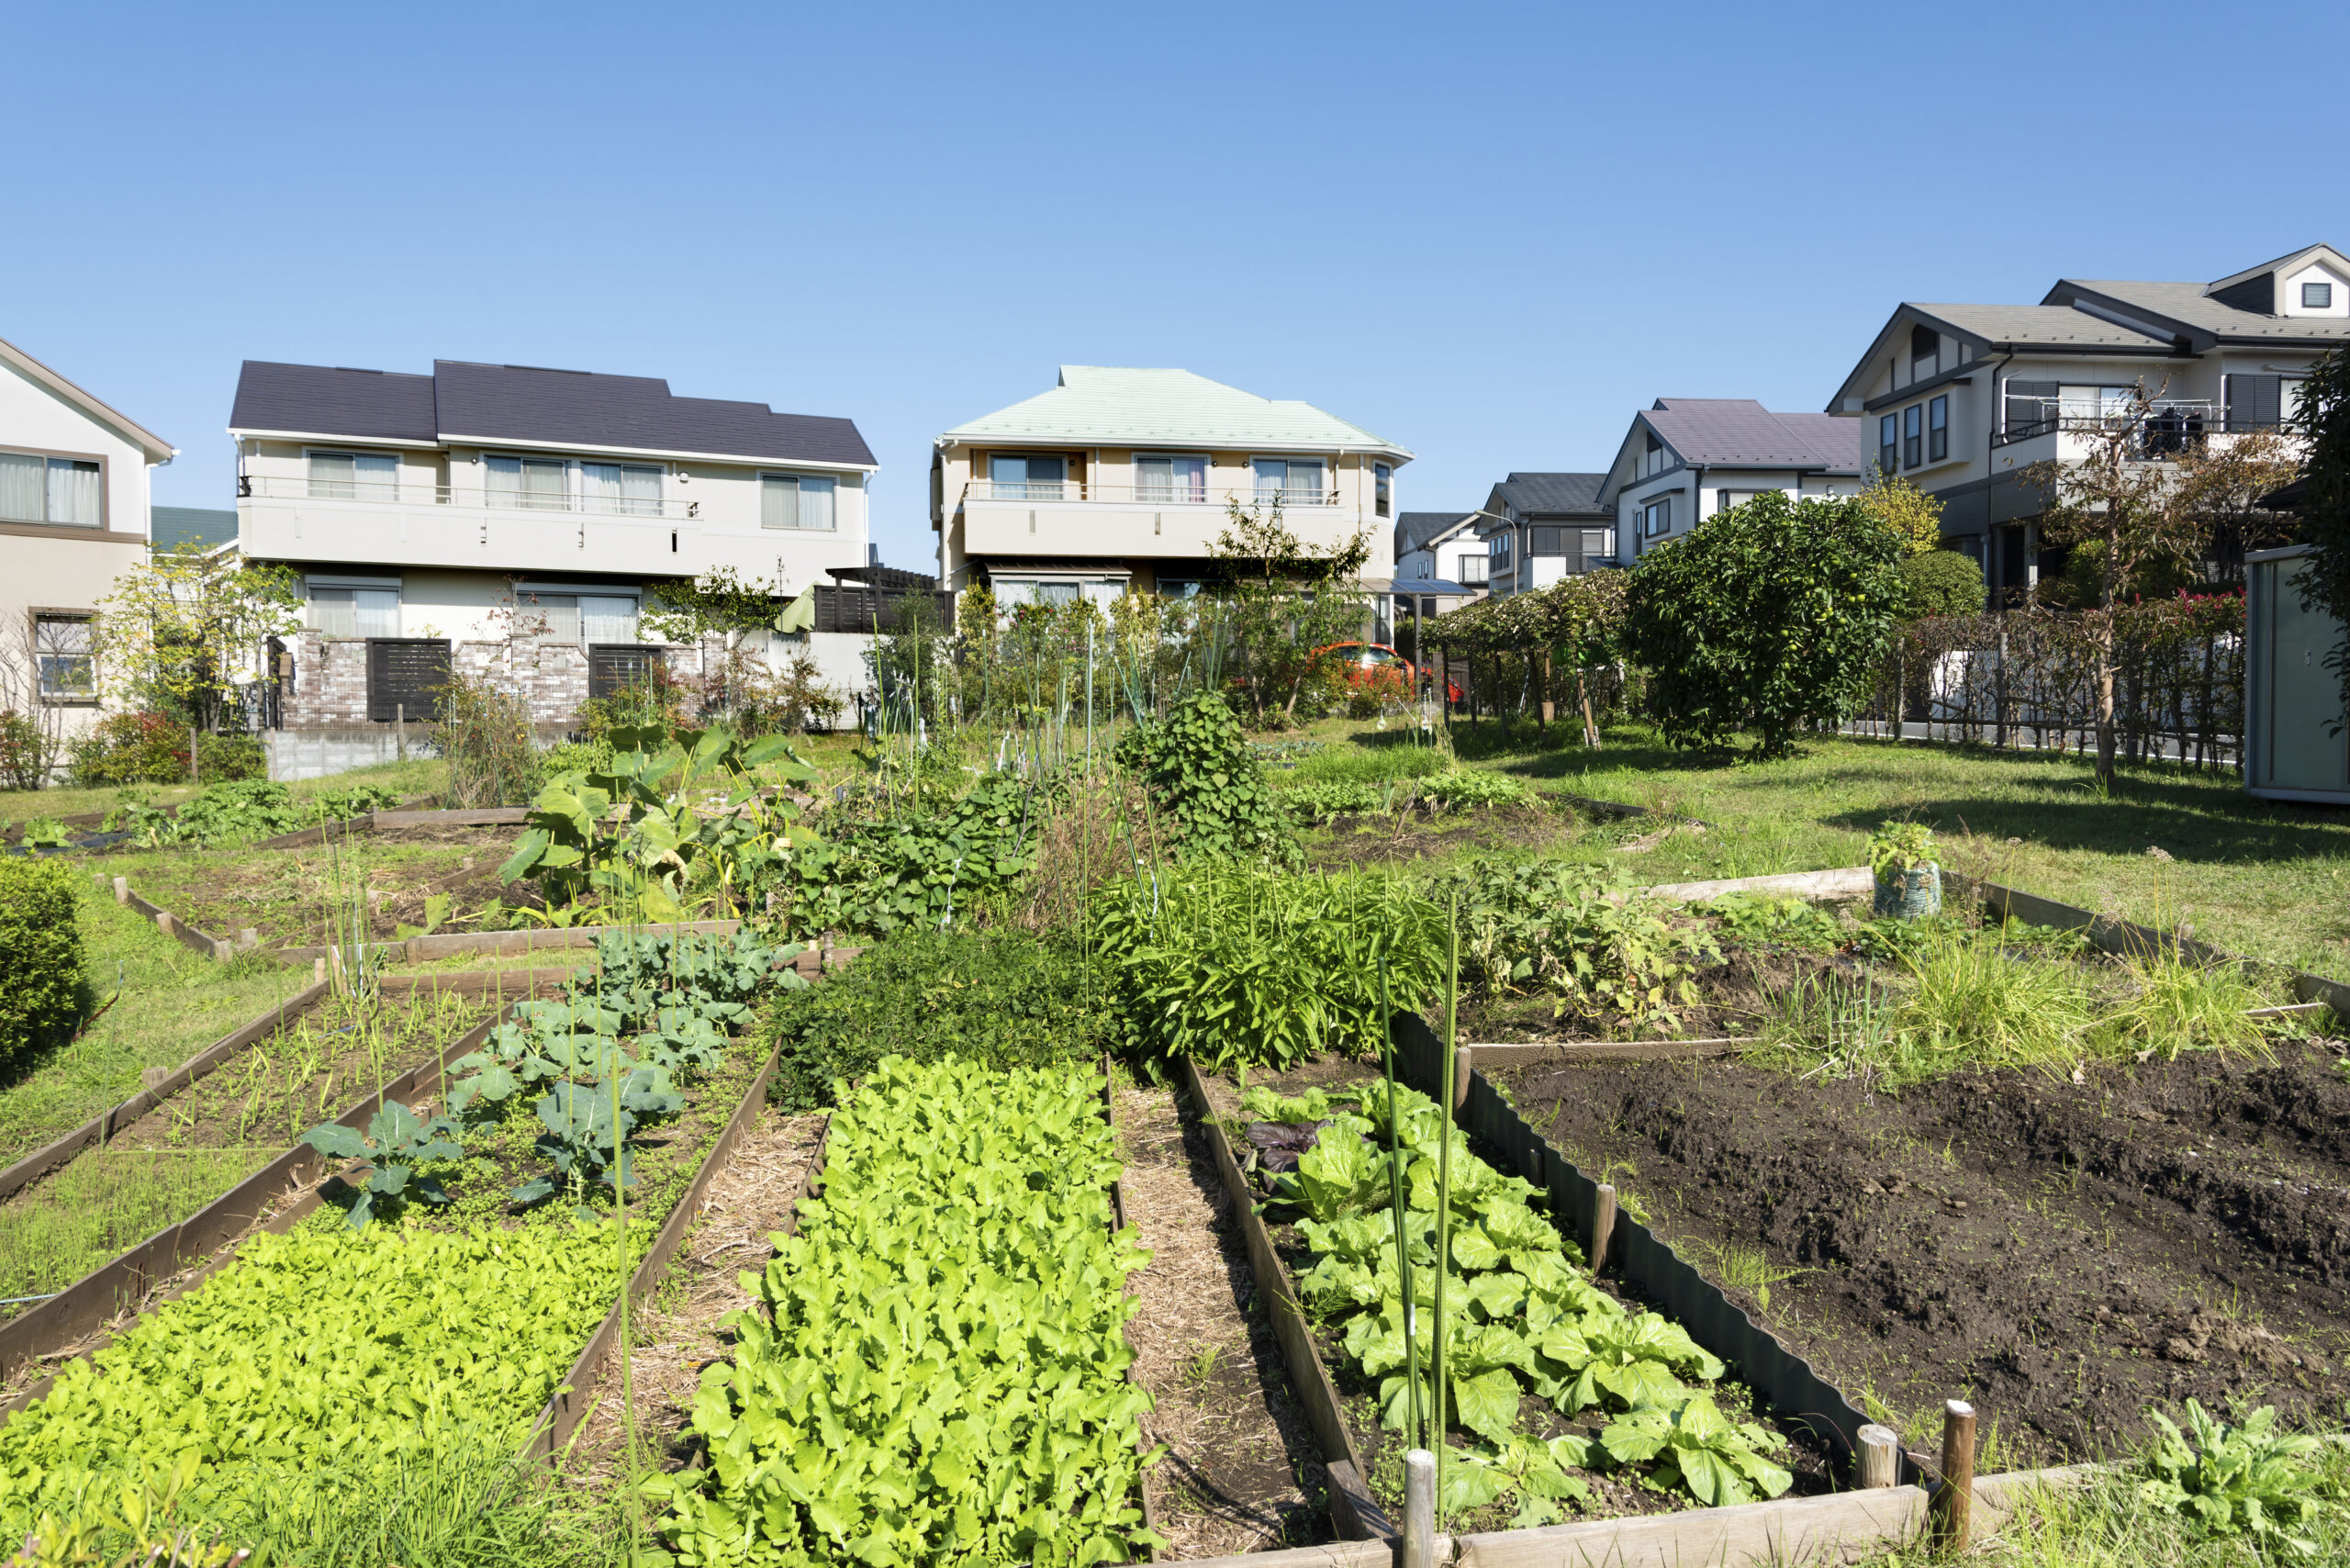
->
1428;859;1719;1034
653;1057;1160;1566
1698;891;1844;952
2138;1401;2332;1555
1597;1394;1793;1506
1237;1084;1344;1124
1115;690;1298;867
787;772;1036;939
300;1099;463;1229
1867;820;1939;880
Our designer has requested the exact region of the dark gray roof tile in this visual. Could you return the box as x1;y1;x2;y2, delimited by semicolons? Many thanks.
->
1643;399;1858;471
1495;472;1608;515
229;362;439;442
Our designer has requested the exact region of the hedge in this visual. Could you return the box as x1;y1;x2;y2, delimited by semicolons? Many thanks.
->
0;857;83;1062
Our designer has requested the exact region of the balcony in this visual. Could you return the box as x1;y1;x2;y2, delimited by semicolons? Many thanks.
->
956;477;1359;562
1990;400;2282;458
960;479;1339;508
239;473;701;520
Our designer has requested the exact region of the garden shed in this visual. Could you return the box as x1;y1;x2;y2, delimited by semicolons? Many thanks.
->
2245;543;2350;804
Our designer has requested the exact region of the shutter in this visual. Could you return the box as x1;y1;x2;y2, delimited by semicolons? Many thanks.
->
589;644;662;700
366;638;451;722
2229;374;2282;430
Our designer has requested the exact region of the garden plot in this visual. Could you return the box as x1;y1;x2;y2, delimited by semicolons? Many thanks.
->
0;982;487;1325
1185;1058;1836;1539
95;824;535;951
1494;1038;2350;1467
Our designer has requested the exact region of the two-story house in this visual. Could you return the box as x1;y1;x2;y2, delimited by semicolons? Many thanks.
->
932;365;1409;632
230;359;876;734
1469;474;1614;599
1827;243;2350;601
1;333;177;746
1597;400;1861;562
1394;511;1488;601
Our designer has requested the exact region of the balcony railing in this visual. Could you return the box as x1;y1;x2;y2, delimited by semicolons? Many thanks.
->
1990;400;2281;454
238;473;700;519
962;479;1337;507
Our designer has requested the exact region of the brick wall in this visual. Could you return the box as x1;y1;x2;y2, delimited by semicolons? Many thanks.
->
280;631;711;732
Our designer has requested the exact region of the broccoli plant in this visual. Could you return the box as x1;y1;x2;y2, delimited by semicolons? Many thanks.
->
302;1101;464;1228
514;1070;682;1219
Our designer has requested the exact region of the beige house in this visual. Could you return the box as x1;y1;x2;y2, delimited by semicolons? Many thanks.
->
0;334;176;746
932;365;1410;624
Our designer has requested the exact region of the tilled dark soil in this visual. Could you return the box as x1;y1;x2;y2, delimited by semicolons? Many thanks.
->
1500;1042;2350;1464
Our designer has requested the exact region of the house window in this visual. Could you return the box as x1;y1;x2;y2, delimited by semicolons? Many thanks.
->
1455;554;1489;586
1643;498;1673;537
487;455;569;510
1154;577;1204;600
2003;379;2059;437
1529;527;1565;555
1134;454;1206;503
762;473;837;530
1489;529;1512;566
1929;395;1949;462
989;454;1066;499
0;453;102;527
1374;462;1392;518
2227;374;2283;431
524;593;639;644
1911;322;1940;376
310;586;400;639
1253;457;1325;505
33;614;95;703
583;463;662;517
1903;405;1923;468
308;450;399;502
2305;282;2333;309
1878;414;1898;476
1583;528;1611;563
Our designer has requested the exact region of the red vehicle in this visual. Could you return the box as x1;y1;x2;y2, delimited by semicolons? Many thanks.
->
1312;641;1462;704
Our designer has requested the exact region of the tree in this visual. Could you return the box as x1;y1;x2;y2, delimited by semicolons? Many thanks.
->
640;566;790;718
1625;491;1905;757
1899;551;1986;619
2287;346;2350;714
2027;386;2298;787
95;546;302;731
1855;473;1945;555
1205;498;1371;725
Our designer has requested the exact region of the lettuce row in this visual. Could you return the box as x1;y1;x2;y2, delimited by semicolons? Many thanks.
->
653;1056;1160;1567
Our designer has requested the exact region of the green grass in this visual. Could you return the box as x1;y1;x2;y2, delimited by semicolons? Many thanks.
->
0;885;304;1165
0;756;448;829
1291;716;2350;978
0;1146;264;1312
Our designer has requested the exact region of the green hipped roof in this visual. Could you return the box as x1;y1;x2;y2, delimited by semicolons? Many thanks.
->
942;366;1410;457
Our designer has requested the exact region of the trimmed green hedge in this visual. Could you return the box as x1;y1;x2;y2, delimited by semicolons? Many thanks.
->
758;927;1113;1111
0;857;82;1062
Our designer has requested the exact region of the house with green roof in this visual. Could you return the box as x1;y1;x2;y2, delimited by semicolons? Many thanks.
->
931;365;1411;621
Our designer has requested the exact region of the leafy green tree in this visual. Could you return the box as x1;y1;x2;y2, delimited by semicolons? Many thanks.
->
2288;345;2350;714
1898;550;1986;619
1625;491;1906;757
1854;472;1945;555
95;545;302;730
1206;499;1371;725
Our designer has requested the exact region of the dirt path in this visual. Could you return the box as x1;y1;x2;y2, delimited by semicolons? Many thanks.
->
1502;1041;2350;1465
561;1104;827;1488
1115;1080;1327;1557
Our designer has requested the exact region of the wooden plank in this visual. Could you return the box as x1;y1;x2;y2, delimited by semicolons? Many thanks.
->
373;807;532;829
1169;1540;1398;1568
1179;1058;1394;1543
0;980;331;1203
1464;1040;1740;1069
1639;867;1875;905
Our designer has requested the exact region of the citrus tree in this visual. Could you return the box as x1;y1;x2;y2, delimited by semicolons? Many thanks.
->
1625;491;1905;757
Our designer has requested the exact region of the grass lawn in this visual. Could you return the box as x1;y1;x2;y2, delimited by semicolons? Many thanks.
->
0;756;449;830
1283;715;2350;980
0;886;305;1166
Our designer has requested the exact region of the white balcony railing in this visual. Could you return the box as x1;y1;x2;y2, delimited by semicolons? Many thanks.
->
962;480;1338;508
239;473;701;520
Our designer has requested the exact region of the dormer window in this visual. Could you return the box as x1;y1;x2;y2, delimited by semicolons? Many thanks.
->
2305;282;2334;309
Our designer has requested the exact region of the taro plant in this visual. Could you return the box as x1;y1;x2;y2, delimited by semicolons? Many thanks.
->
300;1100;464;1229
2137;1400;2333;1555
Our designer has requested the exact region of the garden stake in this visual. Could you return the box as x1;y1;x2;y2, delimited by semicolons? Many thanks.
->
1856;1422;1899;1489
1403;1449;1437;1568
1377;954;1424;1451
1935;1399;1976;1549
613;958;643;1545
1434;891;1460;1520
1592;1182;1617;1272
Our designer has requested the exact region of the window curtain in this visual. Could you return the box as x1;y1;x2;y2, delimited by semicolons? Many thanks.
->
798;476;835;530
621;465;661;516
353;589;399;638
0;454;41;522
1136;454;1171;501
1254;459;1285;502
530;596;581;644
580;596;637;644
1286;460;1323;502
489;456;569;510
353;454;397;501
309;452;357;499
310;588;356;637
762;475;799;529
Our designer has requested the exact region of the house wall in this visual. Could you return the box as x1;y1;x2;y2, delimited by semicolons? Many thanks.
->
0;354;159;740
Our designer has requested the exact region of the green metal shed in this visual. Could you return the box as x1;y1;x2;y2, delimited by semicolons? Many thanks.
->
2245;543;2350;804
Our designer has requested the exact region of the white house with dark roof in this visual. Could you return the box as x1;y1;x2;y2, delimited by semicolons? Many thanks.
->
1596;400;1861;561
1394;510;1487;592
1469;473;1614;599
932;365;1409;629
229;358;878;740
1;332;176;746
1828;243;2350;601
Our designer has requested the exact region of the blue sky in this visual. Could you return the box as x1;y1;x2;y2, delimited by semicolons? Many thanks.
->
6;0;2344;571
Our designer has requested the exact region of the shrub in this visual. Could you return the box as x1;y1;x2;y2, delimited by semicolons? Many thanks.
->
1114;690;1299;866
1095;862;1444;1072
68;712;188;786
1625;491;1906;757
1898;549;1985;619
432;671;540;808
0;711;60;790
0;857;82;1065
787;773;1037;939
194;732;265;781
758;926;1112;1110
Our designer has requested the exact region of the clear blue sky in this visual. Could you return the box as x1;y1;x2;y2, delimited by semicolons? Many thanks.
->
6;0;2344;571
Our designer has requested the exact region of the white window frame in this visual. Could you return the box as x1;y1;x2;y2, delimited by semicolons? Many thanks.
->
761;471;840;531
485;453;574;511
304;447;403;503
32;611;97;704
0;446;106;529
1373;461;1393;518
1252;455;1327;506
581;461;666;518
1132;451;1209;504
306;576;403;640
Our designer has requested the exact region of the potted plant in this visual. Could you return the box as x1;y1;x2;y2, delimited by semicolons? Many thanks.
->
1868;821;1941;919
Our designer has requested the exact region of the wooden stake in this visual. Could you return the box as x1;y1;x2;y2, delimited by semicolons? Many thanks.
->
1856;1423;1899;1489
1935;1399;1976;1550
1403;1449;1437;1568
113;877;128;904
1452;1045;1471;1110
1592;1182;1617;1271
315;956;329;986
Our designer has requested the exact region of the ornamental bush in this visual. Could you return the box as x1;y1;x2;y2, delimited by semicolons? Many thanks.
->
0;857;81;1067
68;711;189;786
1625;491;1906;756
1898;549;1986;619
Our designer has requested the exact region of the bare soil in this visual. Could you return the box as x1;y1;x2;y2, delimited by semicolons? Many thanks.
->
1303;806;1594;870
1498;1040;2350;1465
1115;1080;1329;1555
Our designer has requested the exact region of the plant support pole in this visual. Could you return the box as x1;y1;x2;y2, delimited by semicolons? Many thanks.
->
1433;892;1459;1519
1377;955;1423;1451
